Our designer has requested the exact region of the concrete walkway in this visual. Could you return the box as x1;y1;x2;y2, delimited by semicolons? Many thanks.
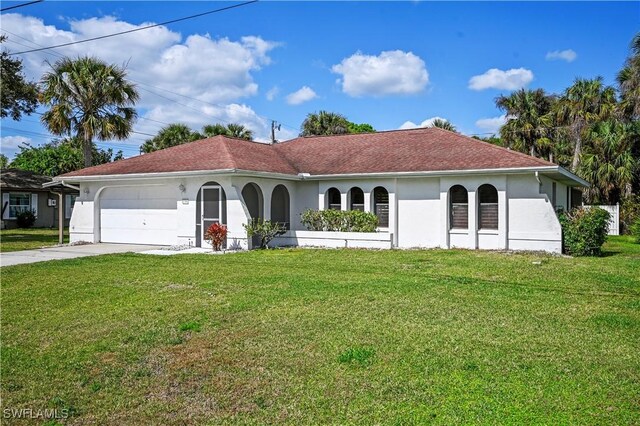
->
0;243;162;267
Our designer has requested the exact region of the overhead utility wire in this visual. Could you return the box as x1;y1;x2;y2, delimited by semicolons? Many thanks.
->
0;0;43;13
10;1;258;55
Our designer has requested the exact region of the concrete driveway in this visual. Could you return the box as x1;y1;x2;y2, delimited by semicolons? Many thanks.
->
1;243;163;267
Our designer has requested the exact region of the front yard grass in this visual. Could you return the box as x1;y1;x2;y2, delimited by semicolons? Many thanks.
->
0;228;68;252
1;236;638;424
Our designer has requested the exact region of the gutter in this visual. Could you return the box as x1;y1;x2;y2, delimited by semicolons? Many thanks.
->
52;165;589;187
43;180;80;191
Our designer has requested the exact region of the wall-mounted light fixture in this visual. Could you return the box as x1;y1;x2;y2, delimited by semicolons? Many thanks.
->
83;187;90;195
178;183;186;193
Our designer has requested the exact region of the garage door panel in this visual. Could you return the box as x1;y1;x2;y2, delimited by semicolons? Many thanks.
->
99;187;178;245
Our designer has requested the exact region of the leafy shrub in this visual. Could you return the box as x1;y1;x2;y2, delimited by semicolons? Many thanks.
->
16;210;36;228
620;195;640;235
204;223;227;251
300;209;378;232
559;207;610;256
630;217;640;244
243;219;286;249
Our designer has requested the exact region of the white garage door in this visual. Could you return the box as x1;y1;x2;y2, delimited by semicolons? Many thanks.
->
100;186;177;245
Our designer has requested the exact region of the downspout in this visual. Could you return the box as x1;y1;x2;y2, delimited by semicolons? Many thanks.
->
534;171;542;194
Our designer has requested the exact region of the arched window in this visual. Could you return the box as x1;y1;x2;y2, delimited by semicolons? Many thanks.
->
449;185;468;229
349;187;364;211
373;186;389;228
478;184;498;230
271;185;290;230
326;187;341;210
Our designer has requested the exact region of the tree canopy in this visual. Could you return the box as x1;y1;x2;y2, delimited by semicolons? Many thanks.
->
0;36;38;121
40;56;139;167
429;119;457;132
141;122;254;153
9;138;123;176
301;111;375;136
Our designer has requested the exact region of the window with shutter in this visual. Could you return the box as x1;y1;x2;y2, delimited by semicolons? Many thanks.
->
349;187;364;211
373;186;389;228
326;188;341;210
449;185;468;229
478;184;498;230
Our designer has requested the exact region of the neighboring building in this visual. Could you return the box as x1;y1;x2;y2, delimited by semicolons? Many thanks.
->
55;128;588;253
1;168;78;229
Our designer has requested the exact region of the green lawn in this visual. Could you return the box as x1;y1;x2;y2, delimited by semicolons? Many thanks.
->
0;228;68;252
1;237;639;425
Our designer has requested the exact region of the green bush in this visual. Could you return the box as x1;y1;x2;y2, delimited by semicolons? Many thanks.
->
16;210;36;228
630;217;640;244
301;209;378;232
620;195;640;235
243;219;286;249
559;207;610;256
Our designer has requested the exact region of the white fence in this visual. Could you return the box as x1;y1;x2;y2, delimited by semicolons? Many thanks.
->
583;204;619;235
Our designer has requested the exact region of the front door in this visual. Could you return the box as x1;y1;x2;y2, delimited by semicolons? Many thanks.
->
201;186;221;248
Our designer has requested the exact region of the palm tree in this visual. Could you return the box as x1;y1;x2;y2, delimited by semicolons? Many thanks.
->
40;57;138;167
495;89;555;159
429;118;457;132
579;120;638;204
617;33;640;120
554;77;617;172
201;123;229;138
141;123;201;153
225;123;253;140
300;111;350;136
201;123;253;140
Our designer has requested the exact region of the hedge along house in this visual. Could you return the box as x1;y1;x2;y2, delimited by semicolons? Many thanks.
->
54;127;588;253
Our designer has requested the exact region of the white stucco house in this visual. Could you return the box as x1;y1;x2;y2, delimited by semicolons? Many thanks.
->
54;127;588;253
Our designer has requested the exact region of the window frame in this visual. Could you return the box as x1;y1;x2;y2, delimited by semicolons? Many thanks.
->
373;186;389;228
348;187;365;212
449;185;469;230
8;192;32;219
326;187;341;210
477;184;499;231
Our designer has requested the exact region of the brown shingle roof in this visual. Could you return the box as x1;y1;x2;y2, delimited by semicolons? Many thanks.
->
60;128;554;178
1;168;53;190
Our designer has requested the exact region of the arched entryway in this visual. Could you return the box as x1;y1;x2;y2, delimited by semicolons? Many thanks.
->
242;182;264;247
196;181;227;247
271;184;290;230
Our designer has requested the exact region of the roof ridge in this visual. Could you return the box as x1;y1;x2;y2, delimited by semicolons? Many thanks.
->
218;136;237;170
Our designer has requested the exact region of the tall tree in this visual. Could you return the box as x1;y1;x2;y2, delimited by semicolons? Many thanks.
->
554;77;617;172
429;119;457;132
10;138;123;176
300;111;350;136
0;36;38;120
579;120;638;204
225;123;253;140
141;123;200;153
617;33;640;120
0;154;9;169
347;122;376;134
495;89;555;159
40;56;139;167
201;123;253;140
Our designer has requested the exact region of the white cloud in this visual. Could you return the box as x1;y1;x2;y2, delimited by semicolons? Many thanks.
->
285;86;318;105
399;116;448;130
468;68;534;91
546;49;577;63
0;135;32;158
0;13;281;154
332;50;429;97
475;114;508;135
265;86;279;101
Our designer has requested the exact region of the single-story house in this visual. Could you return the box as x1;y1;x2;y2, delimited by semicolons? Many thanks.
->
1;168;78;229
54;128;587;253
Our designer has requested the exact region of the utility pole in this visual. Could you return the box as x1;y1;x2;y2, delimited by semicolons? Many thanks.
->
271;121;281;144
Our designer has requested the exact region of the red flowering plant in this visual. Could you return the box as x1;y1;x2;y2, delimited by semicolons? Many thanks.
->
204;223;228;251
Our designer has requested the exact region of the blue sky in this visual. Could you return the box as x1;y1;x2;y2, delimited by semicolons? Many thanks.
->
1;1;638;158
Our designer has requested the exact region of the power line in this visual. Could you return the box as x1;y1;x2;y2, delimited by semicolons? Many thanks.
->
0;0;43;13
10;1;258;55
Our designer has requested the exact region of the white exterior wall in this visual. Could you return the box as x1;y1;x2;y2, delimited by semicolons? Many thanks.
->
67;171;567;253
507;174;562;253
